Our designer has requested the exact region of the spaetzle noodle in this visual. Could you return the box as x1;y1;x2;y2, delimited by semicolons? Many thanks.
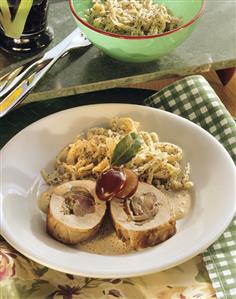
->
42;117;193;191
84;0;182;36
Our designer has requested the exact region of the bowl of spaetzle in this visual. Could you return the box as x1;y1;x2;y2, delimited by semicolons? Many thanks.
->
69;0;205;62
1;104;235;277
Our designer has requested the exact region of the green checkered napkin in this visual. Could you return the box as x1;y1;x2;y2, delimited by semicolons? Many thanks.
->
144;75;236;299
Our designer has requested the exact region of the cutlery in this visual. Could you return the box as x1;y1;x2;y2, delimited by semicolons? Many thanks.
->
0;28;91;118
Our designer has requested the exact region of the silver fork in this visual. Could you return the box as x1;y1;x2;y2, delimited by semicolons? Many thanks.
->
0;28;91;117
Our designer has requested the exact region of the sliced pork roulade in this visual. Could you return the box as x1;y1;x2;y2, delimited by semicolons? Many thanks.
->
47;180;107;245
110;182;176;250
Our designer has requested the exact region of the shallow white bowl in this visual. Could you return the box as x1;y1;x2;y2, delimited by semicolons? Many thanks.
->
1;104;235;278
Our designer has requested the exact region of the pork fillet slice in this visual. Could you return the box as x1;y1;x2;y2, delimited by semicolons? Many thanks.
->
110;182;176;250
47;180;107;245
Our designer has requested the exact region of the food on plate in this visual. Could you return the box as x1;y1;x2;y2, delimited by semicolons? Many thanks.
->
115;168;139;199
39;117;193;251
46;180;106;244
84;0;182;36
42;117;193;191
95;167;127;201
111;182;176;249
38;186;55;214
163;189;192;220
95;167;139;201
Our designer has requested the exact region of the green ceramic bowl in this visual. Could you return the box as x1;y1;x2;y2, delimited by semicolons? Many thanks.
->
69;0;205;63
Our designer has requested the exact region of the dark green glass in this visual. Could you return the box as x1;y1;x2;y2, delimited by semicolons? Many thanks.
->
0;0;54;56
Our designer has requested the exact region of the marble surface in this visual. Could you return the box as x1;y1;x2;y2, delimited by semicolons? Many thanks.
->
0;0;236;103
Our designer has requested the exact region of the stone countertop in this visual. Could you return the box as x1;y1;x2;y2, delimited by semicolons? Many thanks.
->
0;0;236;103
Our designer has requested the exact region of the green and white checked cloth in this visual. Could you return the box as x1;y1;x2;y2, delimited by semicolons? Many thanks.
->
144;75;236;299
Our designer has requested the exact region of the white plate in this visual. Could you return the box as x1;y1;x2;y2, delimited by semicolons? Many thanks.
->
1;104;236;278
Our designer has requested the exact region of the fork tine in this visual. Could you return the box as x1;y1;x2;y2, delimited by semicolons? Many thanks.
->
0;66;24;93
0;72;11;92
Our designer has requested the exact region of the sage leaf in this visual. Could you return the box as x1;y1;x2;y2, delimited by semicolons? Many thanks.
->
111;132;142;166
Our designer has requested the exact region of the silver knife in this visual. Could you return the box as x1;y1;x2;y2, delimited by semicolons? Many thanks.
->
0;28;91;118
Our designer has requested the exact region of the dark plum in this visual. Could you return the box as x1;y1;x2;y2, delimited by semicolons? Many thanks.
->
116;168;138;199
96;168;126;201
